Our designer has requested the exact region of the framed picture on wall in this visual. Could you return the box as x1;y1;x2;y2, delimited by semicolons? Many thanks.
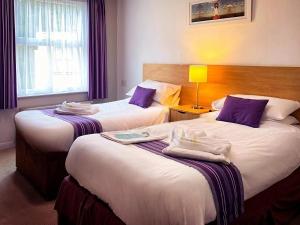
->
189;0;252;25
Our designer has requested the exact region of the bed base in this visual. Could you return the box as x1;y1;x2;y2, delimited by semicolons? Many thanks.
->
16;131;68;199
55;167;300;225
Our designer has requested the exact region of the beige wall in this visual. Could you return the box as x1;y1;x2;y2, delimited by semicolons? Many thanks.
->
117;0;300;98
2;0;300;149
0;0;118;150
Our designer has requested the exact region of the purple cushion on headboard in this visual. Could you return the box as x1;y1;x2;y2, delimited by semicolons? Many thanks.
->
129;86;156;108
216;96;269;128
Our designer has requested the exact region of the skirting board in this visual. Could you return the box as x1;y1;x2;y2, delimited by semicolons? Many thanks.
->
0;141;15;150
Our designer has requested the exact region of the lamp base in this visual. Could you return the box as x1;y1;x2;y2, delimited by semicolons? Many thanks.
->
192;105;203;109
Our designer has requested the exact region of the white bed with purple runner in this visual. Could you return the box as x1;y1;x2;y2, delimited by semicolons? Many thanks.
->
14;98;170;198
15;98;169;152
65;111;300;225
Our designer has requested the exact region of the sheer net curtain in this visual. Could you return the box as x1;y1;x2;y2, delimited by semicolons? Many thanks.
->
15;0;88;97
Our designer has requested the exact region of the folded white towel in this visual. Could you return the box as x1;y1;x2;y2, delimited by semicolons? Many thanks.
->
163;127;231;164
55;101;99;115
170;127;231;154
162;146;230;163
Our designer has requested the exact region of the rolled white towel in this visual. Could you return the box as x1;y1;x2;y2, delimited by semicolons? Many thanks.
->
163;127;231;164
162;147;230;164
55;107;99;115
172;127;207;141
169;127;231;155
55;101;99;115
62;101;92;110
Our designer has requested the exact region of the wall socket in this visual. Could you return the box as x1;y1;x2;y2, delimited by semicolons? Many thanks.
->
121;79;127;87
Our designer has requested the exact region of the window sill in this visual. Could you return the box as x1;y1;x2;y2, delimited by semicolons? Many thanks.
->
17;92;89;109
17;91;88;99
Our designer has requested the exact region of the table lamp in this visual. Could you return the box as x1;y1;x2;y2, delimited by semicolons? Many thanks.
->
189;65;207;109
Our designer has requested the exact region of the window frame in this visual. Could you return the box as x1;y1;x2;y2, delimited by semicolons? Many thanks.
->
15;0;89;98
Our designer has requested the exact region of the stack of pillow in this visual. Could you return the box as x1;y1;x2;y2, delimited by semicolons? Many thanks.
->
213;94;300;128
127;80;181;108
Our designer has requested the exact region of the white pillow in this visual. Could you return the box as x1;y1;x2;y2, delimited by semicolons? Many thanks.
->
127;80;181;105
279;116;299;125
265;116;299;125
212;97;226;111
162;89;181;106
212;94;300;120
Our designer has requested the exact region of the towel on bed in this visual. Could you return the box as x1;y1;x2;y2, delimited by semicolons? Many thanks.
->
163;127;231;163
55;101;99;115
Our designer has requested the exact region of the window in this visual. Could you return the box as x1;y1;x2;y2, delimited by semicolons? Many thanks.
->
15;0;88;97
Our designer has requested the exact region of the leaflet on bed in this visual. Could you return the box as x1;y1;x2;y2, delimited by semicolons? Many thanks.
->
101;129;168;144
134;140;244;225
43;109;103;139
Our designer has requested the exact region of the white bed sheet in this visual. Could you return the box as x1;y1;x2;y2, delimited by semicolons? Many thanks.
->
15;99;169;152
66;113;300;225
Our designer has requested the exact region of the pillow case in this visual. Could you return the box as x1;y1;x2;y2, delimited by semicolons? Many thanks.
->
127;80;181;105
212;94;300;120
216;96;269;128
129;86;156;108
280;116;299;125
163;89;181;106
264;116;300;125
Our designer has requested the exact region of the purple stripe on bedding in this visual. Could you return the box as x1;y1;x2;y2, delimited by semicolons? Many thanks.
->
134;140;244;225
42;109;103;139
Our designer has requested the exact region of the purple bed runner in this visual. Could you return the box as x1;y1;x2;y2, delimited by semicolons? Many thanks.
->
42;109;103;139
134;140;244;225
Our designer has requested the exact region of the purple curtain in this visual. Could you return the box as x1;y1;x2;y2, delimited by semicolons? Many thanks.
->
0;0;17;109
88;0;107;100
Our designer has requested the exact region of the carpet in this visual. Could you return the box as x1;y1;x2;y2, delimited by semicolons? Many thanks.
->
0;148;56;225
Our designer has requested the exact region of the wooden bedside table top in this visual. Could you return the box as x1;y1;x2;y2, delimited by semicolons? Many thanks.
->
170;105;211;115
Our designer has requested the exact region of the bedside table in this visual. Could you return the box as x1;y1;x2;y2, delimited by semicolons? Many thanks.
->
169;105;211;122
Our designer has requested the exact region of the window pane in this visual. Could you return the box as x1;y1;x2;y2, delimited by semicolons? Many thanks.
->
15;0;88;97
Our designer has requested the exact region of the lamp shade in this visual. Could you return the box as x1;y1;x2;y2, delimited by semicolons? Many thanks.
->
189;65;208;83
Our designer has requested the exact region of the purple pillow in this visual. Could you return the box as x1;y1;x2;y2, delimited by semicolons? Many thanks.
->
129;86;156;108
216;96;269;128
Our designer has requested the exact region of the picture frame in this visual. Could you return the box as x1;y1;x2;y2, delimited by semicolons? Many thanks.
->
189;0;252;25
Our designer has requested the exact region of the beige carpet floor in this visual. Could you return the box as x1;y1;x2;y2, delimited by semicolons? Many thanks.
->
0;148;299;225
0;148;56;225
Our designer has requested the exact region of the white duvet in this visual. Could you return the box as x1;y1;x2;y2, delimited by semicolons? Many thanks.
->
66;112;300;225
15;99;169;152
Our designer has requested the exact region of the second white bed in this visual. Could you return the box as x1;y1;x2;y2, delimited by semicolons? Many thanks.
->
66;112;300;225
15;98;169;152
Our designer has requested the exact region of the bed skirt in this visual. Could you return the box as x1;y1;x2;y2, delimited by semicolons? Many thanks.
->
16;130;68;199
55;167;300;225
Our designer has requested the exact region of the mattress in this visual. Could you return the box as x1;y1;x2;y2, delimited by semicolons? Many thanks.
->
65;112;300;225
15;98;169;152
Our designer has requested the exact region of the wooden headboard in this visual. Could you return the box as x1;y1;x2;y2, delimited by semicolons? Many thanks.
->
143;64;300;120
